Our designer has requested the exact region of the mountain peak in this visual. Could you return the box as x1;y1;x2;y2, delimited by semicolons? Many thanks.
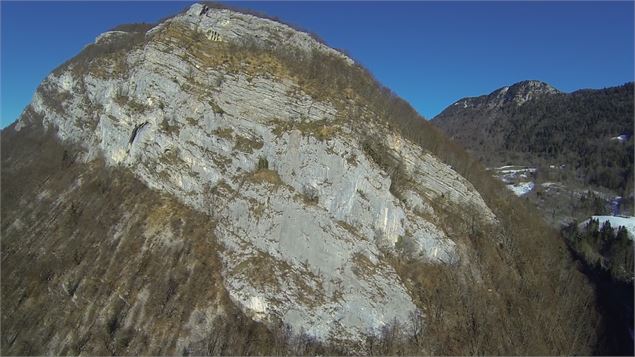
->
443;80;560;113
178;3;354;65
488;80;560;106
3;3;599;354
504;79;559;95
9;2;500;346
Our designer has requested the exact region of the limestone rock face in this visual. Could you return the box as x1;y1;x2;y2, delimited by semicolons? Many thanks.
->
16;3;496;343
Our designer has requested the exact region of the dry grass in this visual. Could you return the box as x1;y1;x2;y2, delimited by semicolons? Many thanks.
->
346;153;358;167
232;252;281;290
52;29;146;79
351;252;379;278
337;220;360;238
208;99;225;115
0;122;237;355
36;87;71;115
248;169;282;186
185;117;199;126
114;94;149;113
233;134;264;154
269;118;340;141
160;118;181;136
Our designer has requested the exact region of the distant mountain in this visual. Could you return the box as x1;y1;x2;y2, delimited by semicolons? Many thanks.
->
433;81;634;225
443;80;561;113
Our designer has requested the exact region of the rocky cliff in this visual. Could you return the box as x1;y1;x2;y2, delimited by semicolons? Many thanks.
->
1;3;598;355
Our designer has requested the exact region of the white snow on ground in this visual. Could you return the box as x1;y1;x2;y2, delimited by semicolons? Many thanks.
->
489;166;537;184
489;166;537;195
593;216;635;239
581;216;635;240
610;134;629;142
506;181;534;196
541;182;560;188
498;168;536;175
496;165;518;170
490;165;537;174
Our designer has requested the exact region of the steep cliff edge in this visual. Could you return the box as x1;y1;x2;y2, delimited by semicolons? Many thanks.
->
2;3;598;355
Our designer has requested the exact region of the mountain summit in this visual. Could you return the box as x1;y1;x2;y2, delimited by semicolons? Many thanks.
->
1;3;597;355
448;80;560;112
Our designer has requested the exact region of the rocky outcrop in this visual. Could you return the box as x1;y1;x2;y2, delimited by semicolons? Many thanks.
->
448;80;560;112
13;2;497;345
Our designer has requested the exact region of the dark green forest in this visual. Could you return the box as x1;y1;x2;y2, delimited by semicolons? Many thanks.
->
563;219;634;282
434;83;634;197
502;84;634;194
562;219;634;355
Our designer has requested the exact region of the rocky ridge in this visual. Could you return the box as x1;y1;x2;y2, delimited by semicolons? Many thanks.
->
449;80;560;112
13;3;497;344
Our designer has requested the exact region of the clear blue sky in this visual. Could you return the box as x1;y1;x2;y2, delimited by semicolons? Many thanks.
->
2;1;634;128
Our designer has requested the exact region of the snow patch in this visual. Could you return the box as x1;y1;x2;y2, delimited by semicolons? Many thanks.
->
506;181;534;196
501;168;536;174
611;134;629;143
489;166;537;184
541;182;558;188
582;216;635;240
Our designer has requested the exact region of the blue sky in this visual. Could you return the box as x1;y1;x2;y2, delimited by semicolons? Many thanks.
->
1;1;634;128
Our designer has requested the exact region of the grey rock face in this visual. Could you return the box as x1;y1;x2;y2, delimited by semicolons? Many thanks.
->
450;80;560;110
175;4;354;65
19;3;496;343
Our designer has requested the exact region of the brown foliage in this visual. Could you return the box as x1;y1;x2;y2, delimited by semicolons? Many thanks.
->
1;121;230;355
